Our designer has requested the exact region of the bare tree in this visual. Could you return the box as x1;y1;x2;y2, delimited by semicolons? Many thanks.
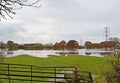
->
0;41;6;63
0;0;41;20
0;41;6;82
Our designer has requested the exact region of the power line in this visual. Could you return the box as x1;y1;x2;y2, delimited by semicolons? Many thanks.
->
105;27;110;41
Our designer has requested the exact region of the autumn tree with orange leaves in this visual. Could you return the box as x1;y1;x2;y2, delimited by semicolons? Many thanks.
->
66;40;79;50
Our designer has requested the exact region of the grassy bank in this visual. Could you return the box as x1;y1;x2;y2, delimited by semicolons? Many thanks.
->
4;54;106;74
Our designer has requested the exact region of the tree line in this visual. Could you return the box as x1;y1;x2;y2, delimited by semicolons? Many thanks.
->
84;37;120;49
4;40;80;50
1;37;120;51
5;40;52;50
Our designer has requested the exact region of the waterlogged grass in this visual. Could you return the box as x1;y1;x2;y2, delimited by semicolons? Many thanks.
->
4;54;106;74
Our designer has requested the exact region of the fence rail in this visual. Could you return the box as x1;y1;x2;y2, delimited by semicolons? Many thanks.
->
0;63;93;83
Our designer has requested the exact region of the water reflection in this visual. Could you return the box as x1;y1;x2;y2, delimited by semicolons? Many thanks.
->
85;52;92;55
56;52;79;56
85;49;114;56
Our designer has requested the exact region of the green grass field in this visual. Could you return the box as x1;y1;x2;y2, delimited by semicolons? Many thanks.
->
4;54;106;74
2;54;109;83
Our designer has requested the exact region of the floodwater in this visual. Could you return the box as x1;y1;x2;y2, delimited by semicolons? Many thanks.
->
5;49;114;58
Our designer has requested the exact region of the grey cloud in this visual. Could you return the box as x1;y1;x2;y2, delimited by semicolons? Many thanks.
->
0;0;120;44
0;24;27;43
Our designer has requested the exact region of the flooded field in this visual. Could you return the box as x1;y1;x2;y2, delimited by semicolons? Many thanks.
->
6;49;114;58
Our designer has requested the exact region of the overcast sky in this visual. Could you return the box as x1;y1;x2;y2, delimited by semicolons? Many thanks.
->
0;0;120;44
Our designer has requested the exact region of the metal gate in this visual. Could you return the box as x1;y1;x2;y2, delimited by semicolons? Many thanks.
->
0;63;78;83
